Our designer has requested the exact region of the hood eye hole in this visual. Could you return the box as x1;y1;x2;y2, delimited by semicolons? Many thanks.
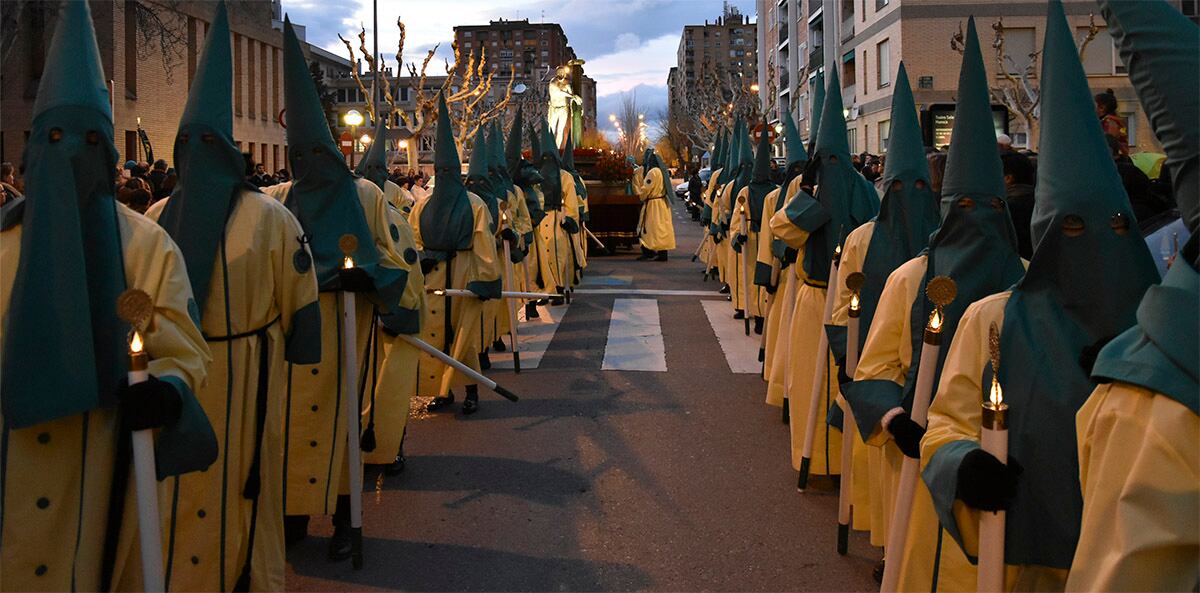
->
990;197;1005;211
956;197;975;211
201;133;215;144
311;147;322;155
914;180;927;190
890;180;903;192
49;128;64;143
179;133;190;143
1063;215;1086;237
1110;213;1130;235
85;131;99;145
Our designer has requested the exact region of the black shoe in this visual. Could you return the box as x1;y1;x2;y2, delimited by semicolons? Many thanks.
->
492;339;507;352
753;317;764;335
525;303;541;319
328;525;352;561
462;388;480;415
384;454;406;476
550;297;565;306
284;515;309;547
479;351;492;370
636;246;654;260
719;284;731;294
733;310;745;320
427;392;456;411
654;251;668;261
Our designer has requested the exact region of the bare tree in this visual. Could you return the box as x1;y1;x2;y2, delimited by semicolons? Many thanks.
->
669;56;776;167
951;15;1099;150
614;91;645;157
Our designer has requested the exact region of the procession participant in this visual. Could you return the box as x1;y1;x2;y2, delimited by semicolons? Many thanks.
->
357;119;414;213
506;107;539;300
823;62;941;558
632;148;676;261
560;129;589;275
414;96;502;416
733;120;776;332
921;4;1159;588
485;121;527;353
759;109;806;409
144;4;320;589
845;23;1026;590
0;2;215;590
1068;1;1199;590
464;124;503;369
773;69;878;488
714;122;745;286
697;128;726;273
549;126;585;281
534;121;572;302
266;17;412;558
513;119;550;319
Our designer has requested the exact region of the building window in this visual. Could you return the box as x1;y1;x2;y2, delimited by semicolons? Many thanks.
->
464;41;471;48
233;34;243;116
247;41;257;119
464;31;472;37
843;51;856;89
260;42;269;119
876;39;890;88
878;119;890;152
1183;0;1199;24
1001;28;1036;75
124;1;137;98
876;0;889;9
847;128;857;153
1079;28;1119;75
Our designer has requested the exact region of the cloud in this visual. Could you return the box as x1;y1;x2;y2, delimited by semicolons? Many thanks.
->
613;32;641;52
586;34;679;97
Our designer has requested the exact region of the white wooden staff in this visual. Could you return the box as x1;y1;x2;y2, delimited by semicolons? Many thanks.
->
584;226;606;250
338;236;365;569
116;289;165;593
398;334;519;401
798;243;841;491
738;195;751;336
880;276;956;592
978;322;1008;593
429;288;560;300
498;203;522;372
759;257;782;369
836;271;865;555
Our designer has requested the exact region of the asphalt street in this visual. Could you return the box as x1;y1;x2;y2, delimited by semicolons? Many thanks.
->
287;199;880;592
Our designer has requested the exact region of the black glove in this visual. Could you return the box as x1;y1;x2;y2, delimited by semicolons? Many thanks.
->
561;217;580;234
499;228;518;243
119;376;183;431
887;412;926;459
836;365;852;386
337;267;375;293
956;448;1022;511
420;258;439;275
509;247;525;264
732;234;747;253
712;233;724;245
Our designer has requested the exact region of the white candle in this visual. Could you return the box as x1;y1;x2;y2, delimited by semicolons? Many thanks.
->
127;330;165;592
978;380;1008;593
799;247;841;491
340;287;365;568
837;292;862;554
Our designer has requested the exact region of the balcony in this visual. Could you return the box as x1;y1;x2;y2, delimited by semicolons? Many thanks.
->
841;18;855;43
810;0;821;17
779;26;789;45
780;69;790;89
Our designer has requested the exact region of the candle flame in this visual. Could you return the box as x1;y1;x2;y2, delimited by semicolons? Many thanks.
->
849;293;860;312
130;330;144;354
989;377;1003;406
433;289;446;296
835;244;842;256
343;255;355;269
928;308;943;332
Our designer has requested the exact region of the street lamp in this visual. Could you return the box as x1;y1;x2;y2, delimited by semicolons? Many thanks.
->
750;83;760;93
344;109;364;166
360;133;372;146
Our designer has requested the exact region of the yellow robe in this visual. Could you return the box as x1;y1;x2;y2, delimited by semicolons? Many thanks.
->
1;204;211;593
731;186;765;318
535;186;573;293
560;172;584;285
383;179;415;214
633;167;676;252
769;206;843;477
143;189;320;592
829;222;885;543
697;167;725;267
1066;382;1199;592
761;177;806;407
263;178;412;518
410;192;501;397
922;291;1069;591
716;180;737;285
509;186;535;294
362;202;425;465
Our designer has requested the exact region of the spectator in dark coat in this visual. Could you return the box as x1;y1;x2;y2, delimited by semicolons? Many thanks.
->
1001;150;1037;259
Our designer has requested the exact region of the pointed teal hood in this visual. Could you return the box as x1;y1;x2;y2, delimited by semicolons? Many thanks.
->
539;122;563;210
355;118;391;190
732;120;755;203
1100;0;1199;232
941;19;1005;201
746;120;777;231
776;108;807;212
466;122;498;228
857;61;941;346
807;71;826;155
3;0;128;427
420;94;474;253
282;16;383;292
710;128;725;178
801;69;879;282
157;0;246;315
986;0;1158;569
516;120;547;225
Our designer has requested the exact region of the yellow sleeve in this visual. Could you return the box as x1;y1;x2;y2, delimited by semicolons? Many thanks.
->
385;205;426;329
631;166;647;195
265;197;322;363
769;200;810;249
561;171;581;220
469;194;502;286
755;189;781;268
260;181;292;203
831;222;874;326
357;178;413;309
637;168;662;203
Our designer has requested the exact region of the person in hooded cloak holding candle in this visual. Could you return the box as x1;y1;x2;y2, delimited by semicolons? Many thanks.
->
764;73;822;413
515;122;550;318
560;129;589;275
141;4;320;590
714;123;748;285
352;116;426;477
0;2;216;590
413;96;502;416
633;148;676;261
815;62;940;556
505;108;539;299
732;119;777;332
771;69;878;487
921;4;1160;589
534;122;574;301
844;21;1026;590
1067;2;1199;590
261;17;413;559
483;121;526;355
697;128;727;273
466;124;504;367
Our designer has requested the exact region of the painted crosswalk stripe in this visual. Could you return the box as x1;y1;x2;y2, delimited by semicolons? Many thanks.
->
601;298;667;372
701;300;762;374
574;288;724;297
492;304;565;371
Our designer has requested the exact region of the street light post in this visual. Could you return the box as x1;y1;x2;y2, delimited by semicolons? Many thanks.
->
344;109;364;167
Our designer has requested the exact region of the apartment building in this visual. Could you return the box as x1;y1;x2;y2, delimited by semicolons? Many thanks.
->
668;5;759;128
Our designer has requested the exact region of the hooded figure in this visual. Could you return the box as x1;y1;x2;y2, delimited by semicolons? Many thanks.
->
922;4;1158;586
826;61;942;553
731;121;776;323
701;128;726;228
538;121;564;212
712;121;745;283
466;124;498;232
633;148;676;259
0;2;214;591
1070;4;1199;590
772;69;879;483
264;16;414;552
539;122;581;285
559;129;589;273
413;95;502;416
355;118;410;211
145;3;321;589
530;122;565;296
806;71;826;158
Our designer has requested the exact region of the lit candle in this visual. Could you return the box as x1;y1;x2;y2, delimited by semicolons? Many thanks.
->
128;330;149;383
838;272;865;554
978;341;1008;593
343;255;355;269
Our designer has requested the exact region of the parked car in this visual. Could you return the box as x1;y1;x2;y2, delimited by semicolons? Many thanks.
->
674;167;712;200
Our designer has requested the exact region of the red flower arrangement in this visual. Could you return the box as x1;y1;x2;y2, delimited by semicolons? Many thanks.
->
593;150;634;183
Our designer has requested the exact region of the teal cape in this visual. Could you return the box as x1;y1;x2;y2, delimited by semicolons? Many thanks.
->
419;94;474;256
745;119;778;233
355;117;391;190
